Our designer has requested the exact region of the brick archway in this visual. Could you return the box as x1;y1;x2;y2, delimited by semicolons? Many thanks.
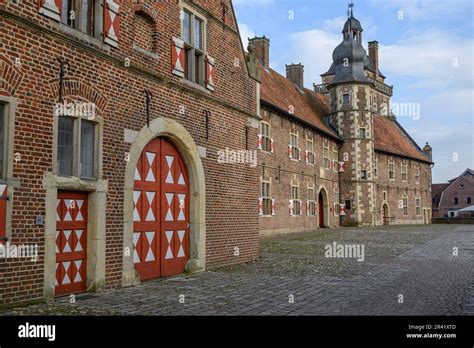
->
122;117;206;287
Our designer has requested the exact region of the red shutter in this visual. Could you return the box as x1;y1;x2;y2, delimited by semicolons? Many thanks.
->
172;37;185;77
288;145;292;159
104;0;120;48
38;0;62;21
270;138;275;153
257;134;262;150
206;55;215;91
288;200;294;216
271;199;275;216
0;184;7;242
340;204;347;216
258;198;263;216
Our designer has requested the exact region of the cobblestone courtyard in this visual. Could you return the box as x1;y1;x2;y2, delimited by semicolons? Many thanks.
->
3;224;474;316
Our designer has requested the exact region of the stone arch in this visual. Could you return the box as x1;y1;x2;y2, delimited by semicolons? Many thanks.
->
318;186;329;228
122;117;206;286
47;78;108;117
0;55;23;96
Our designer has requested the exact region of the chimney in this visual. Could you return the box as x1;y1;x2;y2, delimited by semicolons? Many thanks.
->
368;40;379;74
249;36;270;68
423;142;432;161
286;63;304;89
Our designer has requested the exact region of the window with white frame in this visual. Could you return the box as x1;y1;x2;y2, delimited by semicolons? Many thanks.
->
57;114;99;179
359;128;366;139
403;195;408;216
61;0;103;39
306;134;315;164
361;169;368;180
414;163;420;183
332;146;338;167
261;180;272;216
415;197;421;216
291;185;301;215
388;158;395;180
260;121;272;152
307;186;316;216
401;161;408;182
323;139;330;169
342;93;350;105
182;8;206;85
290;125;299;160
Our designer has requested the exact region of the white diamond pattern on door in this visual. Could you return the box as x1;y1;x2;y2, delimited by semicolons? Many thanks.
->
55;191;88;296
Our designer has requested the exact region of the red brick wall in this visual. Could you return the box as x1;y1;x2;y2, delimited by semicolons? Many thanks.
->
0;0;258;306
258;107;340;236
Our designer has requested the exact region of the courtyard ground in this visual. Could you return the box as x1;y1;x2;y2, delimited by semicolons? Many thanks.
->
2;224;473;315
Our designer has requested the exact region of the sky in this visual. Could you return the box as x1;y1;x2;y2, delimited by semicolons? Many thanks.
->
233;0;474;183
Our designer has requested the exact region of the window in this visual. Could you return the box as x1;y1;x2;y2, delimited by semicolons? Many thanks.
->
307;187;316;216
359;128;366;139
306;135;315;165
182;9;206;85
345;199;351;211
0;104;5;179
403;196;408;216
416;197;421;216
361;169;367;180
374;156;378;178
332;147;338;167
453;197;459;205
460;184;464;189
261;181;272;216
334;189;340;215
467;197;472;204
342;93;350;105
414;163;420;183
260;122;272;152
291;185;301;215
57;114;99;179
401;161;408;182
61;0;102;39
290;126;299;160
388;159;395;180
383;191;387;201
323;139;330;169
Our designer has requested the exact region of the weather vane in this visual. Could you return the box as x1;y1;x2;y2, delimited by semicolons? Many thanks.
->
348;1;354;18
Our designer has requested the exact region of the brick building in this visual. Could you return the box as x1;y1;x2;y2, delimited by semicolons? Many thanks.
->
254;7;433;235
432;169;474;218
0;0;260;306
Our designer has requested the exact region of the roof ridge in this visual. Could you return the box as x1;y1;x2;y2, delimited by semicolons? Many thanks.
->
392;118;431;162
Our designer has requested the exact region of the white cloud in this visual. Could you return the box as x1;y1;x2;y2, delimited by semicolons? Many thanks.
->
238;23;256;50
379;29;473;89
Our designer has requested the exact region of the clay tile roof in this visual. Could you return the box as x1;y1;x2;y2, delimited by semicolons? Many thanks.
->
259;66;340;140
373;115;431;163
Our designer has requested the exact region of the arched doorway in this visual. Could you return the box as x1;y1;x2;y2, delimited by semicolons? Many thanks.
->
133;138;190;280
318;188;328;228
122;117;206;287
382;204;389;226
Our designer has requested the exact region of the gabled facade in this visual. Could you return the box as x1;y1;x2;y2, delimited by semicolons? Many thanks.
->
0;0;260;306
433;169;474;217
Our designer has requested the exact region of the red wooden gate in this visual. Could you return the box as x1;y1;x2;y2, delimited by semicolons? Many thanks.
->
56;191;88;296
318;192;324;228
133;138;189;280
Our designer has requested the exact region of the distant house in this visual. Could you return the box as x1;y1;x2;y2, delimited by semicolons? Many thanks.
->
433;169;474;217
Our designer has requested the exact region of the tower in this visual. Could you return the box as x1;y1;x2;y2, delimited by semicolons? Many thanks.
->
325;4;376;226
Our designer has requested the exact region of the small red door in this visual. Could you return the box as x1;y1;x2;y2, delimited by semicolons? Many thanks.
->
318;192;324;228
56;191;88;296
133;138;189;280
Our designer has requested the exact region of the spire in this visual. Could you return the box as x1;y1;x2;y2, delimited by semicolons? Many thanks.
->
348;1;354;18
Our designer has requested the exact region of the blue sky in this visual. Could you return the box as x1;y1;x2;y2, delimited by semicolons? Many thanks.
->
233;0;474;183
